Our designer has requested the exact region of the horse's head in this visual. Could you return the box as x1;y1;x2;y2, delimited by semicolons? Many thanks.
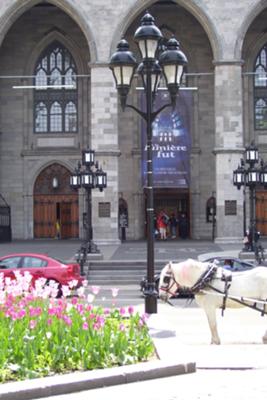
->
159;259;209;302
158;261;179;302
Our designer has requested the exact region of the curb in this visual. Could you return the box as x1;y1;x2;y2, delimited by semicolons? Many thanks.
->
0;360;196;400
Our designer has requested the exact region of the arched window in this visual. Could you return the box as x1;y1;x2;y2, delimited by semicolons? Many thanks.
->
254;44;267;130
34;41;78;133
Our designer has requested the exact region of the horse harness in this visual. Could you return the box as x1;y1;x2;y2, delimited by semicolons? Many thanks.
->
161;271;180;306
190;263;232;316
192;263;267;317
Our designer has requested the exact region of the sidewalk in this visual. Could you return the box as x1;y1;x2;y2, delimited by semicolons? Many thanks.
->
0;238;264;399
0;238;244;262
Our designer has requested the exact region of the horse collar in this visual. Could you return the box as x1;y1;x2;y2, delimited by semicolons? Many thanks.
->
190;263;217;294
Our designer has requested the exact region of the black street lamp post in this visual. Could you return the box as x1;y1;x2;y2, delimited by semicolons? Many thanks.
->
70;149;107;274
233;142;267;251
109;12;187;313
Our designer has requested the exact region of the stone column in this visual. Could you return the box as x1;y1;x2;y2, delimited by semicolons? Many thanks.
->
214;61;244;243
90;63;120;244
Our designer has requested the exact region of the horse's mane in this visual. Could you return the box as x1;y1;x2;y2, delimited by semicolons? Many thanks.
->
170;258;210;287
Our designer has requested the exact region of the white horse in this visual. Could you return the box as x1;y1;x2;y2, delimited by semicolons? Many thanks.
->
158;258;267;345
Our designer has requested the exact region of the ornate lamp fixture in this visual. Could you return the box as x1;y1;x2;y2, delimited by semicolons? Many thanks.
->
109;11;187;313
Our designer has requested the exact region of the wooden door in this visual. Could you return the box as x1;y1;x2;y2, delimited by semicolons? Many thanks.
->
60;198;79;239
34;164;79;239
256;191;267;235
34;197;56;238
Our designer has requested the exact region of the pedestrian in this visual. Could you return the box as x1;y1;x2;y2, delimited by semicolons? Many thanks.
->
119;211;128;242
157;210;169;240
169;213;178;239
55;220;61;239
154;214;159;239
243;229;251;251
178;213;188;239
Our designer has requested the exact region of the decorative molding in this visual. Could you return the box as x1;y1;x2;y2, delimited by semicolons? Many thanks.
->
88;62;109;69
213;59;244;66
213;147;245;155
97;150;121;157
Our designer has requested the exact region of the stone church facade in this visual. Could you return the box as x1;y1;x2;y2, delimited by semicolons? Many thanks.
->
0;0;267;244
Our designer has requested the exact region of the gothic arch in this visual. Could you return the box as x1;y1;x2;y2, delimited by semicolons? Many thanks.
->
20;29;90;150
235;1;267;60
0;0;97;62
29;159;74;194
34;163;74;195
24;30;88;77
33;163;79;239
110;0;219;60
243;33;267;73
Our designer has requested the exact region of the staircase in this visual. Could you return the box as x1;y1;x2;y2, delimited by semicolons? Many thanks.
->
84;260;166;307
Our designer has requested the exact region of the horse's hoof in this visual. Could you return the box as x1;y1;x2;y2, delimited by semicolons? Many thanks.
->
211;340;220;345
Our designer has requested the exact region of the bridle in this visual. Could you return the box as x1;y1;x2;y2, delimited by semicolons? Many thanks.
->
159;269;180;299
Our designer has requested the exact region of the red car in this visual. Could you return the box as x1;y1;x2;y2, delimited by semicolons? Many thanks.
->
0;253;83;293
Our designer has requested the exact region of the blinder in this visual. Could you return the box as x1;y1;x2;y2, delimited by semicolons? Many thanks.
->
160;269;179;298
163;274;171;285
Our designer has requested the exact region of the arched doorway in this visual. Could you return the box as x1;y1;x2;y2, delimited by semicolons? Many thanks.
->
34;163;79;239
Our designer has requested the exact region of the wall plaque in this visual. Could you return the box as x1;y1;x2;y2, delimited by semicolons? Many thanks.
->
225;200;237;216
98;202;111;218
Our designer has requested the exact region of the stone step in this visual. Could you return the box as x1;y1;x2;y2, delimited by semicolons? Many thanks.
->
86;260;166;270
85;260;160;288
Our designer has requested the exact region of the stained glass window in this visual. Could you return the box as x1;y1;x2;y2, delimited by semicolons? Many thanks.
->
34;41;78;133
254;44;267;130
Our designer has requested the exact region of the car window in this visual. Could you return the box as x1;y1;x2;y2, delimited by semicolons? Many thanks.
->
21;257;47;268
0;256;21;269
232;261;241;269
213;259;224;267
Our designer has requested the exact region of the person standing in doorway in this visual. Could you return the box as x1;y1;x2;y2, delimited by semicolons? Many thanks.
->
55;220;61;239
119;211;128;242
157;210;169;240
169;213;178;239
178;213;188;239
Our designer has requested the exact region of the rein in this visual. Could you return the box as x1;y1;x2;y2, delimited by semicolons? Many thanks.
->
190;263;218;294
159;268;180;300
203;284;267;316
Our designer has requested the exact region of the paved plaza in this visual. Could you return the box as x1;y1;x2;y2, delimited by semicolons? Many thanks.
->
1;239;267;399
0;238;246;263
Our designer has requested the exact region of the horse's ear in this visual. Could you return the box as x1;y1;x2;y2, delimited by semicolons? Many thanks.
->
167;261;172;271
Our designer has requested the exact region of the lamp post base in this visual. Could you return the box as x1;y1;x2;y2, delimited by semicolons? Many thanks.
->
88;240;100;254
145;295;157;314
144;285;158;314
76;240;103;275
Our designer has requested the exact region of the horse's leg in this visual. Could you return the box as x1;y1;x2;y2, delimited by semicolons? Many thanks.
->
205;306;221;345
195;295;220;345
262;330;267;344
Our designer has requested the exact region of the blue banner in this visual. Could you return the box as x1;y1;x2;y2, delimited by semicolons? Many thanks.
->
141;90;192;188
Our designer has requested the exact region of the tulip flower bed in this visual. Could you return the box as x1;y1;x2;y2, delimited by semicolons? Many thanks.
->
0;272;154;383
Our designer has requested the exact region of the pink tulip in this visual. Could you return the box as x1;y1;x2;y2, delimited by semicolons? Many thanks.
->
82;322;89;330
119;307;126;316
128;306;134;315
63;315;72;326
91;286;100;295
119;323;125;332
111;288;119;297
29;320;37;329
71;297;78;305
